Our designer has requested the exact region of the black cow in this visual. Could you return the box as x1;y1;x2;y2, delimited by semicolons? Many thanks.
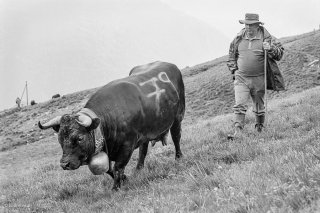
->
38;61;185;190
30;100;37;105
52;94;60;99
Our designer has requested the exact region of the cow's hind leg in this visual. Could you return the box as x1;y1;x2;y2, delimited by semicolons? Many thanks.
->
170;119;183;159
136;142;149;170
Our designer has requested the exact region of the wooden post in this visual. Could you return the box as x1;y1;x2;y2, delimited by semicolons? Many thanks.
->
264;49;268;127
26;81;29;106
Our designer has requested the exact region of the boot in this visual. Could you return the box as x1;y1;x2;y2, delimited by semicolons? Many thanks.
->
228;114;245;140
255;115;265;133
234;122;243;135
255;124;263;132
227;123;243;140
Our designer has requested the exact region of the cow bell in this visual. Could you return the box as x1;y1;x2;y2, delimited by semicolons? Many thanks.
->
88;151;109;175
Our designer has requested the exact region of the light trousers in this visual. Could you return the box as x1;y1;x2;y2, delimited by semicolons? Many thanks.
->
233;75;265;127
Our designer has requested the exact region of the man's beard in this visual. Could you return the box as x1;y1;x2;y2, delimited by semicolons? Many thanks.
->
247;29;256;38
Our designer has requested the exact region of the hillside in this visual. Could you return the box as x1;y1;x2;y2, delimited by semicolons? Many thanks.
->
1;30;320;212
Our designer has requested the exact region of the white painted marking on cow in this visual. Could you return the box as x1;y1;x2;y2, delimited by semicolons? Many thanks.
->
138;72;178;115
158;72;179;99
158;72;170;83
139;77;165;115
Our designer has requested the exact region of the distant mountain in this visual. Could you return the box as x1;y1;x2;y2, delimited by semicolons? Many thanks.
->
0;0;229;110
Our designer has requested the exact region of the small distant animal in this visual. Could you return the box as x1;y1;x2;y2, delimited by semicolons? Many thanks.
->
38;61;185;190
30;100;37;105
52;94;60;99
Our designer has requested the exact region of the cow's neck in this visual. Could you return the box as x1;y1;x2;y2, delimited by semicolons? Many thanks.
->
92;125;104;155
78;108;106;155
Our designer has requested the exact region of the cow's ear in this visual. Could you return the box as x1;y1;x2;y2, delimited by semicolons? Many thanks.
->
52;125;60;132
87;118;100;131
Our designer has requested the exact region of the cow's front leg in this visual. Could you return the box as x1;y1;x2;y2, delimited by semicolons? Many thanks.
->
106;161;114;179
112;144;133;190
106;170;114;179
136;142;149;170
113;167;125;190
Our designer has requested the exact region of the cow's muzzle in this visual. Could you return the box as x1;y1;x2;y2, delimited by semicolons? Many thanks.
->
60;162;71;170
60;160;81;170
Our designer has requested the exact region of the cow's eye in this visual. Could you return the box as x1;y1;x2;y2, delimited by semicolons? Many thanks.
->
70;136;81;145
77;136;84;144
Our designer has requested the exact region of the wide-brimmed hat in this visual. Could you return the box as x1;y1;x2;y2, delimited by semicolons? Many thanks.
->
239;13;264;25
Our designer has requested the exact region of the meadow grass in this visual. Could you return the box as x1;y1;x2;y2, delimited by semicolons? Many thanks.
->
1;87;320;212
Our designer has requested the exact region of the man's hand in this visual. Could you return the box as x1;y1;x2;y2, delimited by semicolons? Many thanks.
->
231;69;237;81
263;41;271;51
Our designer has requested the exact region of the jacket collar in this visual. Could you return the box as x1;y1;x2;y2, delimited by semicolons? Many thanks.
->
237;26;272;41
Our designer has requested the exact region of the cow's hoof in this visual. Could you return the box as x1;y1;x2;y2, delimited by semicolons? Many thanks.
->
121;174;127;181
136;166;143;171
175;153;183;160
112;186;119;191
112;187;120;192
227;134;235;141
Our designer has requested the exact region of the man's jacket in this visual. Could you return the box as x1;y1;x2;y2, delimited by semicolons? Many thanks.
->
227;26;285;91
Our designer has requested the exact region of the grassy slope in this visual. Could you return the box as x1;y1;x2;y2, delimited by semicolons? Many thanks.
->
1;86;320;212
1;30;320;212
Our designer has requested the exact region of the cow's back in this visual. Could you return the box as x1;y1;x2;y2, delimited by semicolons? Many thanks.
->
129;61;185;119
129;61;185;102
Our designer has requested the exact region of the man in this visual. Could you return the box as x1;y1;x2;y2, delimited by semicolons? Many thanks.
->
16;97;21;109
227;13;285;138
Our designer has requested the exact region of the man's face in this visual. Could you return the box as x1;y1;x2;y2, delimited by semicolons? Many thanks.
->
245;23;259;36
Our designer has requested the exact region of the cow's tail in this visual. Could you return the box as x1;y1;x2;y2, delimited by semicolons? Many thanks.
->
171;69;184;158
178;69;186;121
170;118;183;159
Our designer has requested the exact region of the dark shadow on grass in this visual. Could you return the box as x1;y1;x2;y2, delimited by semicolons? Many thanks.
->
219;152;240;164
121;160;173;191
57;186;80;201
123;170;169;191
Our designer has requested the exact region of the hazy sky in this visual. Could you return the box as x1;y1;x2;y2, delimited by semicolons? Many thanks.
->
161;0;320;39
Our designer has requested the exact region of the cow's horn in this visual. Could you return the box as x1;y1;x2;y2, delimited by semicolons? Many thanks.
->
77;114;92;127
38;116;62;129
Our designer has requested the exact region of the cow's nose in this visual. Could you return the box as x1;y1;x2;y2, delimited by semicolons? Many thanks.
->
60;162;70;170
